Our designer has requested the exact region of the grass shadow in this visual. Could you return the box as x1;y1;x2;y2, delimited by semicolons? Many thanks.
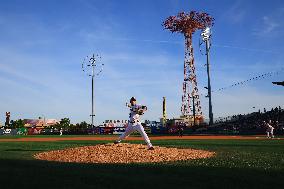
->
0;158;283;189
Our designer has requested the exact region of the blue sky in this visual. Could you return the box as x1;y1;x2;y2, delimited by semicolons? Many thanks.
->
0;0;283;125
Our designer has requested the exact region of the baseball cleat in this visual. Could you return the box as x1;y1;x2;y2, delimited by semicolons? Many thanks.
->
114;141;120;144
148;147;154;150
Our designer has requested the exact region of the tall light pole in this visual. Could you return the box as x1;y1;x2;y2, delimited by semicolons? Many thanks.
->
201;27;214;125
82;54;104;128
190;91;196;127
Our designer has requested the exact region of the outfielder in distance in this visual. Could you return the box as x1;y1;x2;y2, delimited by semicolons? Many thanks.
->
114;97;154;150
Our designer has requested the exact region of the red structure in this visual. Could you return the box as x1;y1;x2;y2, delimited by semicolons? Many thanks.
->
163;11;214;118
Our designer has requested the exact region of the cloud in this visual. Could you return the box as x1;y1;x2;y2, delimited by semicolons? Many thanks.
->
212;44;280;54
222;0;247;23
253;16;280;36
252;8;284;37
262;16;279;33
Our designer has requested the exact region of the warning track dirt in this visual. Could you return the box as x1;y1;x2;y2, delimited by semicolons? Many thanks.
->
0;135;281;142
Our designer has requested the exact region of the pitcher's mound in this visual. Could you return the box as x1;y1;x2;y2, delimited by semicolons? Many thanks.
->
34;143;215;164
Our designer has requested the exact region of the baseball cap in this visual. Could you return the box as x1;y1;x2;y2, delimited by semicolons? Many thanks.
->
130;97;136;102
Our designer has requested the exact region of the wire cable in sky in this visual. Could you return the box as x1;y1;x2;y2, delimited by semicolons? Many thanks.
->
200;68;284;96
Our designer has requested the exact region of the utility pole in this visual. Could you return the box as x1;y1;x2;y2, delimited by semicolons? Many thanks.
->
82;54;104;128
201;27;214;125
192;94;196;127
91;65;94;127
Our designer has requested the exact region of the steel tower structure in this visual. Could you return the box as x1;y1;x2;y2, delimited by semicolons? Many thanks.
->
163;11;214;118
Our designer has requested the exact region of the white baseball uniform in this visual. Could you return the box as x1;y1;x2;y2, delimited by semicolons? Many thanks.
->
266;124;274;138
116;104;153;148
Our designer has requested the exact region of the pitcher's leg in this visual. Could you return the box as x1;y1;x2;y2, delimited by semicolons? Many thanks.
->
266;131;270;138
116;125;133;142
135;123;153;148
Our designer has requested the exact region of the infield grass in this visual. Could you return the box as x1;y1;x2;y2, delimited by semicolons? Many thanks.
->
0;139;283;189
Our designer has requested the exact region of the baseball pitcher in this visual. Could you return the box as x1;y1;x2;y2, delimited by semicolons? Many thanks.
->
114;97;154;150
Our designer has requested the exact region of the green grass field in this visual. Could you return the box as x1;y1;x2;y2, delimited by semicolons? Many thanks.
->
0;134;119;139
0;138;283;189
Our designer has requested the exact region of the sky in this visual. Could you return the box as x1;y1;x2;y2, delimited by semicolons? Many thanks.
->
0;0;283;125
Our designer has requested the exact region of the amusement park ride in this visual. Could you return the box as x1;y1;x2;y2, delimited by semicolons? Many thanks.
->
163;11;214;126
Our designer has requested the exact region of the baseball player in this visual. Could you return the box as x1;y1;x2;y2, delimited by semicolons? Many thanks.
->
114;97;154;150
264;121;274;138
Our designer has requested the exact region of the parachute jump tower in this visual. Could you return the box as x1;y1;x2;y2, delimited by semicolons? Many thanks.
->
163;11;214;122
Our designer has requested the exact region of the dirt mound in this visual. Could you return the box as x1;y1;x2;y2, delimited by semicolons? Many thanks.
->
34;143;215;164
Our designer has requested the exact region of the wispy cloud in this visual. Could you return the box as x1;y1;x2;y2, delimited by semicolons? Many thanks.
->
222;0;247;23
212;44;280;54
262;16;280;33
253;16;280;36
252;7;284;37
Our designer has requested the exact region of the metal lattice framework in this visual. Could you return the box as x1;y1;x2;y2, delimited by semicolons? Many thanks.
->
163;11;214;117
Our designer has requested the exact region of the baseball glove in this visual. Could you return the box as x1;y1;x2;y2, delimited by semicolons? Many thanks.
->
137;106;147;115
137;109;145;115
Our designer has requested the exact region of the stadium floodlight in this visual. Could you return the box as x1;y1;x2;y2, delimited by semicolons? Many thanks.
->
201;26;214;126
201;27;211;41
82;54;104;128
